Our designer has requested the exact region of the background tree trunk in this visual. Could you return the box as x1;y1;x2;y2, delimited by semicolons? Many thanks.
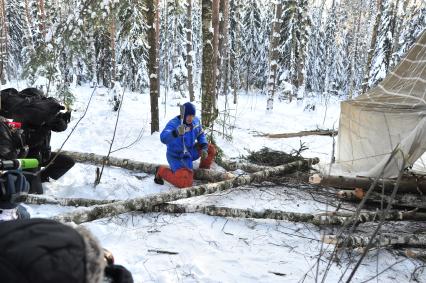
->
201;0;216;128
186;0;195;101
266;2;283;111
147;0;160;133
0;0;7;84
109;11;116;88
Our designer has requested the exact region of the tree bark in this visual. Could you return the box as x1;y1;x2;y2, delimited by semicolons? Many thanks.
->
58;150;234;182
0;0;7;84
153;203;337;225
51;158;319;224
19;194;117;207
310;174;426;194
323;232;426;248
186;0;195;101
109;9;116;88
255;129;338;139
201;0;216;128
220;0;230;97
266;2;283;111
147;0;160;133
212;0;220;98
361;0;383;93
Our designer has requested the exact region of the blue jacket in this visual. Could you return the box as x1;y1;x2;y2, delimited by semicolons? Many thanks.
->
160;116;208;172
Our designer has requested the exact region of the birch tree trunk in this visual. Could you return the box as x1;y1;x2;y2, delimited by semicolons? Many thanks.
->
147;0;160;133
201;0;216;128
154;203;426;225
52;158;319;224
59;150;234;182
38;0;46;38
361;0;383;93
186;0;195;101
266;2;283;111
324;232;426;248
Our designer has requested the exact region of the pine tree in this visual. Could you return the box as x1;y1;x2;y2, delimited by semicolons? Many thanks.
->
367;0;394;88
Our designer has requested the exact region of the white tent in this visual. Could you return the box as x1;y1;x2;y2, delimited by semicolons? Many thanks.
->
337;30;426;178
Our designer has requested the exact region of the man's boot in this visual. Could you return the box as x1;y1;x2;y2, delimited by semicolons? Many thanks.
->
154;166;164;185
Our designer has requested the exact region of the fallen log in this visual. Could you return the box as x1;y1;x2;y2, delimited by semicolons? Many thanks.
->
154;203;426;225
153;203;334;225
336;190;426;209
215;158;271;173
18;194;118;207
405;248;426;260
254;129;338;138
59;150;234;182
51;158;319;224
309;174;426;194
323;232;426;248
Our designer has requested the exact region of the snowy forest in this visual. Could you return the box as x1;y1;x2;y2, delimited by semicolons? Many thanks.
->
1;0;425;118
1;0;426;282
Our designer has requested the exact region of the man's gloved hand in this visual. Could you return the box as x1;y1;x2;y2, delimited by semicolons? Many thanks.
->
177;124;186;136
63;111;71;124
201;149;208;160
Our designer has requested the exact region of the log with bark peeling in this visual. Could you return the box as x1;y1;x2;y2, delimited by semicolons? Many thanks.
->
254;129;338;139
309;174;426;194
58;150;235;182
51;158;319;224
323;232;426;248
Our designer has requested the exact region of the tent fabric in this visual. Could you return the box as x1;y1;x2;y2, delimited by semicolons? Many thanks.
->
337;30;426;178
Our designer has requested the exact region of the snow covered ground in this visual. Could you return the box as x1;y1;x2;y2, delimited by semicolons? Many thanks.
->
4;83;425;282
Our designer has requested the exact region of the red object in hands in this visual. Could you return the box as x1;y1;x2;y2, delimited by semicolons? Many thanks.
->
6;121;22;129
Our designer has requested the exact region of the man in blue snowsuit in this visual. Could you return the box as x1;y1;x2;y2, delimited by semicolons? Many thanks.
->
154;102;216;188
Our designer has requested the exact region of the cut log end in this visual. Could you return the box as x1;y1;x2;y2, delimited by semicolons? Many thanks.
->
309;174;322;184
322;235;338;245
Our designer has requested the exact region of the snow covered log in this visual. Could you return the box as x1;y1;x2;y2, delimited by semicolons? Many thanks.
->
19;194;117;207
58;150;234;182
309;174;426;194
254;129;338;138
51;158;319;224
323;232;426;248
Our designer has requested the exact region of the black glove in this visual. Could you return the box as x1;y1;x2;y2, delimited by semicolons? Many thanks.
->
63;111;71;124
104;264;134;283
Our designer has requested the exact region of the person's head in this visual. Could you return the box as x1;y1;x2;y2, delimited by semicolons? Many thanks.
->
182;102;196;124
